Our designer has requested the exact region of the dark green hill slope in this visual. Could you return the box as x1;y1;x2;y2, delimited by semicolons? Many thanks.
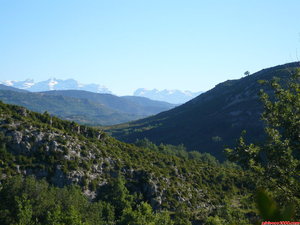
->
108;62;300;160
0;101;255;223
0;90;140;125
0;87;175;126
41;90;175;116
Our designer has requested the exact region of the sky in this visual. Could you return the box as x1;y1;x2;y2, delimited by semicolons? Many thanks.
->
0;0;300;95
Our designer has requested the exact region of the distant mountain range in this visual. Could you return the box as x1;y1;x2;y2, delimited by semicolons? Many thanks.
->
0;78;111;93
108;62;300;160
134;88;203;104
0;78;202;104
0;87;175;126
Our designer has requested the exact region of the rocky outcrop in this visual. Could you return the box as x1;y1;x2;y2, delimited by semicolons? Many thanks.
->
0;103;222;218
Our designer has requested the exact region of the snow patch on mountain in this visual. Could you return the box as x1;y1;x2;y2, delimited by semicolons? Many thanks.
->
48;79;58;90
2;80;14;86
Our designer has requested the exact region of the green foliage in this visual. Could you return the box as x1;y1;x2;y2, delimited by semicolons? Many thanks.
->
134;138;219;166
0;99;257;223
205;216;226;225
226;70;300;220
256;189;295;222
0;176;175;225
119;202;173;225
97;175;133;219
15;194;34;225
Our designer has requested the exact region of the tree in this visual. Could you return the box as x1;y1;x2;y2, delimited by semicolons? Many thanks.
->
119;202;173;225
226;69;300;214
96;174;133;219
15;194;34;225
244;71;250;76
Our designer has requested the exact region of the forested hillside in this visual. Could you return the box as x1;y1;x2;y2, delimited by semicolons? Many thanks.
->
108;62;300;160
0;89;174;126
0;101;256;224
41;90;175;116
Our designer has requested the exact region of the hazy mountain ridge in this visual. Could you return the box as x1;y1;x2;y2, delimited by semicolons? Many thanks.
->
0;87;175;126
109;62;300;160
1;78;201;104
0;78;111;93
41;90;175;116
134;88;203;104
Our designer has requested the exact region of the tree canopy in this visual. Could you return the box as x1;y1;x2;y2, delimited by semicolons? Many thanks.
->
226;69;300;218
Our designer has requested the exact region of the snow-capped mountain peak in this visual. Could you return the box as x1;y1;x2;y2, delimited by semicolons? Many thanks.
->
0;79;36;90
0;78;112;94
1;80;14;86
22;79;35;89
48;78;58;90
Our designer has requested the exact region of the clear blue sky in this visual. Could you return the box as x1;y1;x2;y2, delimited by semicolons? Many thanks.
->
1;0;300;95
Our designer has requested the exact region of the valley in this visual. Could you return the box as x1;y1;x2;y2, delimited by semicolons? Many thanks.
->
0;62;299;224
108;62;300;160
0;88;175;126
1;2;300;223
